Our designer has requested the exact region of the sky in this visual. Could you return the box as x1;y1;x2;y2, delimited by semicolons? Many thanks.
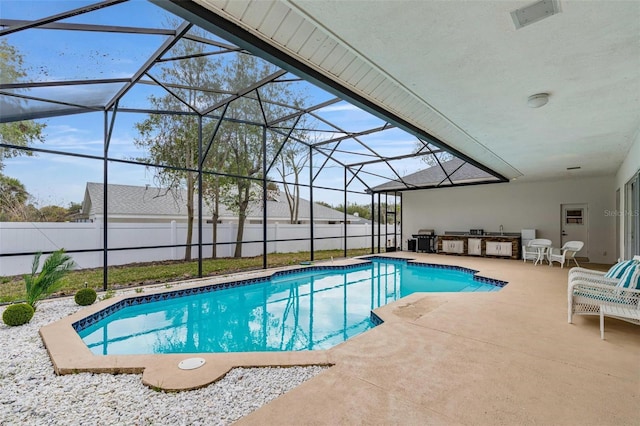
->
1;0;429;208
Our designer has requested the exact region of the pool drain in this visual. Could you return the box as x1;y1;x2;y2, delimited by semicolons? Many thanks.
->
178;357;206;370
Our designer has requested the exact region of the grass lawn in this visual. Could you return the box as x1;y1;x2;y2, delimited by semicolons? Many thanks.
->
0;248;372;304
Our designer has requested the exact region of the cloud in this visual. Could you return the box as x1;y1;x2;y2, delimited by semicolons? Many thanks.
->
44;134;104;152
317;103;361;113
47;124;86;134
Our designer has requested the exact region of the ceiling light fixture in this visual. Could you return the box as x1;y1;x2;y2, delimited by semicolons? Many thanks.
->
527;93;549;108
511;0;561;30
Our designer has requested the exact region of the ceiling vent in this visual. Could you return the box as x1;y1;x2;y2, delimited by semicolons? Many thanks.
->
511;0;561;30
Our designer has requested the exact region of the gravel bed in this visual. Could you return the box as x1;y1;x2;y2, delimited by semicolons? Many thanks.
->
0;297;328;425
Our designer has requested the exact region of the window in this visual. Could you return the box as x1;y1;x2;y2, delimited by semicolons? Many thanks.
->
565;209;583;224
625;171;640;257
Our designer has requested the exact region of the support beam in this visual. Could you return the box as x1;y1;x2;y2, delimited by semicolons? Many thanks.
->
105;21;193;111
0;0;127;36
309;144;314;261
198;116;203;277
102;110;109;291
201;70;287;116
344;168;348;258
262;125;268;270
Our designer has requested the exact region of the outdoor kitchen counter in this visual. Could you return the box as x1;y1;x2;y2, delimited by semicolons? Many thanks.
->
442;232;521;237
438;233;521;259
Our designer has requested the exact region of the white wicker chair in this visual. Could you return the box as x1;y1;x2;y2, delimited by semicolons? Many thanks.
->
522;238;552;264
569;255;640;282
568;267;610;284
548;241;584;268
568;262;640;338
568;279;640;338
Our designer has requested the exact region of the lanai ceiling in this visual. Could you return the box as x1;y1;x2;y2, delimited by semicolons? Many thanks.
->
171;0;640;183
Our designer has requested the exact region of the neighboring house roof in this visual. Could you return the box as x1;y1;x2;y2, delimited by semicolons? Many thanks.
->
370;158;500;192
82;182;368;223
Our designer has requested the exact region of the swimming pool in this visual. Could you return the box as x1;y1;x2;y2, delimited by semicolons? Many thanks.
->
75;257;506;355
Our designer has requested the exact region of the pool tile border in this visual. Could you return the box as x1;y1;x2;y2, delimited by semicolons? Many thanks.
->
73;261;374;333
73;256;507;335
364;256;508;288
370;311;384;326
72;275;273;332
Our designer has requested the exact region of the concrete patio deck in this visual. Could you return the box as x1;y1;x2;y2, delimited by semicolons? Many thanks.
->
40;252;639;425
237;253;639;425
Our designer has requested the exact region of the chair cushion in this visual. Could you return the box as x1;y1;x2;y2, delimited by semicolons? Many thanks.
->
605;259;638;279
615;263;640;290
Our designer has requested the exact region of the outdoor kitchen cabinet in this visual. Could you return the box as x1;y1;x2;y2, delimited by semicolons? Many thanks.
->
467;238;482;255
485;241;512;257
437;234;520;259
441;239;464;254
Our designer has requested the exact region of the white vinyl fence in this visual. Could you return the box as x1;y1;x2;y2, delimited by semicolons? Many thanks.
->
0;221;387;276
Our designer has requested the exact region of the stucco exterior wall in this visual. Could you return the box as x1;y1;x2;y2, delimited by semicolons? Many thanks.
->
402;175;616;263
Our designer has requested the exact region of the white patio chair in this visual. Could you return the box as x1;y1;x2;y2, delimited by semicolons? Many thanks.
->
568;265;640;338
548;241;584;268
522;238;552;264
568;257;639;284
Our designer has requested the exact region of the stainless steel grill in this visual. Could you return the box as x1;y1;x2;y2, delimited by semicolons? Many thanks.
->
411;229;436;253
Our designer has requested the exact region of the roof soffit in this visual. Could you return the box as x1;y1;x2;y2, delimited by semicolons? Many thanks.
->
188;0;519;180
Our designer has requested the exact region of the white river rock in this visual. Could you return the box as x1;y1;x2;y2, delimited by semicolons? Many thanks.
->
0;296;327;425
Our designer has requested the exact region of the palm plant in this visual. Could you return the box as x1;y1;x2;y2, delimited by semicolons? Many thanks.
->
24;249;75;310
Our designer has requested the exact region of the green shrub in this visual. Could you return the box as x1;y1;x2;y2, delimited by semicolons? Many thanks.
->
74;288;97;306
2;303;35;326
25;249;75;310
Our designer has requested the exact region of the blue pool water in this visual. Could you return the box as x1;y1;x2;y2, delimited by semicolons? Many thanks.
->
76;258;505;355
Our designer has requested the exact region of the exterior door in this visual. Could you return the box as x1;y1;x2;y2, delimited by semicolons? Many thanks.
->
561;203;588;258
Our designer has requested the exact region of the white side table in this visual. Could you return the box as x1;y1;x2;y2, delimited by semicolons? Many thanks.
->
530;244;551;265
600;304;640;339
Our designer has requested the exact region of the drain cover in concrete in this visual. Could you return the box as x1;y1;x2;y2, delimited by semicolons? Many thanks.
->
178;357;206;370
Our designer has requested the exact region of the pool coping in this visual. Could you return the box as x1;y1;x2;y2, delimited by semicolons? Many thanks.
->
39;255;505;391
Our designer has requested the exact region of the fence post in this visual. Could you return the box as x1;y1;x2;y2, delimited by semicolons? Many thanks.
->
95;221;102;267
170;220;177;260
273;222;278;254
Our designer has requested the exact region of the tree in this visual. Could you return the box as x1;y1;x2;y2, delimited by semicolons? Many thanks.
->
0;39;46;171
134;30;221;261
267;95;313;226
0;174;29;221
135;30;309;259
413;139;454;168
214;54;308;257
0;178;82;222
38;205;69;222
334;202;373;221
136;115;200;260
331;201;400;223
273;133;309;224
202;124;232;259
65;202;83;221
202;167;231;259
218;117;264;258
